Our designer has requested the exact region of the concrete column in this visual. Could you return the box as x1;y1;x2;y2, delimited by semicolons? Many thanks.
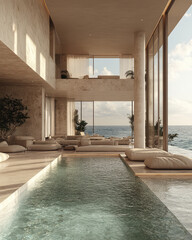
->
55;98;75;136
134;32;145;148
55;98;68;136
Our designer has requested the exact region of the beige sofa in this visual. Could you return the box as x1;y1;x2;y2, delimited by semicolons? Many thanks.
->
8;135;34;148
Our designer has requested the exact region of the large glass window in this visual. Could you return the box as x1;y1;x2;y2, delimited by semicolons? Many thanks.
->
89;58;120;78
75;101;133;138
146;17;164;149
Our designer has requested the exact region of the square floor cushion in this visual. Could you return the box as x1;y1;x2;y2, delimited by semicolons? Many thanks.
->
125;148;171;161
145;154;192;169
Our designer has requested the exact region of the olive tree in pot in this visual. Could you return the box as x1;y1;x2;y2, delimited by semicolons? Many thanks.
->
0;95;29;141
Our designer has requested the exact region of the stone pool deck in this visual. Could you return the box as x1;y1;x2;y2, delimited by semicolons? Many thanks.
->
0;151;62;205
120;154;192;177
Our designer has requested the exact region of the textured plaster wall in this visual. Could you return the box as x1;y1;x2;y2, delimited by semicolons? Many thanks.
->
55;98;75;136
0;86;45;140
0;0;56;88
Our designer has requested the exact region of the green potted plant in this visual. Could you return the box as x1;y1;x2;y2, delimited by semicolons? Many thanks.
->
125;70;134;79
61;70;70;79
74;109;88;135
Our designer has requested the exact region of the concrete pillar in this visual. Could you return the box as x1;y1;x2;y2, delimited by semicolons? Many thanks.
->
55;98;75;136
134;32;145;148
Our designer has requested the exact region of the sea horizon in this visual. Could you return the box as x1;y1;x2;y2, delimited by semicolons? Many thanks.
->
85;125;192;151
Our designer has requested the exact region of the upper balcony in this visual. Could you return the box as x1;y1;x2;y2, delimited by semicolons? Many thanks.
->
55;76;134;101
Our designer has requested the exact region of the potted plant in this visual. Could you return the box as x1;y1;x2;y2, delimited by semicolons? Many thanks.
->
125;70;134;79
61;70;70;79
74;109;88;135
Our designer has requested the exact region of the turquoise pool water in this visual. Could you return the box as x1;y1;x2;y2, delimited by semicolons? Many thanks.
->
0;157;192;240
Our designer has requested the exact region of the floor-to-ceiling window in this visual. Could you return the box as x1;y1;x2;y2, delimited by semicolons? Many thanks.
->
146;0;191;151
146;17;165;149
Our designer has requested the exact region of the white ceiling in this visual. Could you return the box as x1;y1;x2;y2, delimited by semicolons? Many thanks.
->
45;0;169;55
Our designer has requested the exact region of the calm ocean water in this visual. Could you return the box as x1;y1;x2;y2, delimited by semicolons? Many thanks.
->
85;125;192;151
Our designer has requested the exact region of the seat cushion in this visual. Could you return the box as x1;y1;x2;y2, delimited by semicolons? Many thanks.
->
144;154;192;169
80;138;91;146
27;143;61;151
125;148;171;161
0;152;9;162
0;145;26;153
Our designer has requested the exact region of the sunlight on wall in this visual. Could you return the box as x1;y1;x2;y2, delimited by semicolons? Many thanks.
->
12;23;17;54
26;34;36;71
40;53;46;79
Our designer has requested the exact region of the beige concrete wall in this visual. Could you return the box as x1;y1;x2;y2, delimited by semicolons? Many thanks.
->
0;0;56;88
55;98;75;136
0;85;45;140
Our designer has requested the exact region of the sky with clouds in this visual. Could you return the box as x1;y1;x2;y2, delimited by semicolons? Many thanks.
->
76;5;192;126
168;5;192;125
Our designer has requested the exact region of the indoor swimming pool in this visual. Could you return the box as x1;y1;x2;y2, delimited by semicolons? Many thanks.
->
0;157;191;240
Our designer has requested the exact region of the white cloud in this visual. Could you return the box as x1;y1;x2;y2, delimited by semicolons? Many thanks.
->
184;13;191;17
101;67;113;75
168;98;192;125
168;39;192;82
